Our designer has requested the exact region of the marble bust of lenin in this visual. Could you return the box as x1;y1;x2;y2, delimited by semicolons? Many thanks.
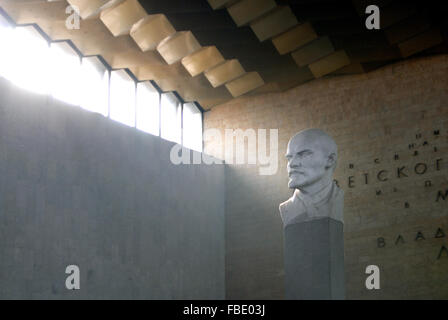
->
279;129;344;227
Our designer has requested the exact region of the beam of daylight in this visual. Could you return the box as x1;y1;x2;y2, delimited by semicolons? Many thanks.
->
0;23;203;151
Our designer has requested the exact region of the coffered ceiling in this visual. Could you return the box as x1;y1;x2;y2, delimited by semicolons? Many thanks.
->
0;0;447;110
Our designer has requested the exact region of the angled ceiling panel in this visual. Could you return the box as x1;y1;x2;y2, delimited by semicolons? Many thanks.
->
225;71;264;97
100;0;147;37
130;14;176;51
0;0;446;110
204;59;246;88
250;6;298;42
181;46;225;77
227;0;276;27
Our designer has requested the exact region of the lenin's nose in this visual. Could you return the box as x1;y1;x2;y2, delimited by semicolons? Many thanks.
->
288;158;301;171
291;155;302;166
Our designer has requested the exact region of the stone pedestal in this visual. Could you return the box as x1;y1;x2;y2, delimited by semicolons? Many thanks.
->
283;217;345;300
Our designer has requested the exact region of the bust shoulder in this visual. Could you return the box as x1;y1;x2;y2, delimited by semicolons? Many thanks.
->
279;182;344;226
279;192;308;227
279;196;294;215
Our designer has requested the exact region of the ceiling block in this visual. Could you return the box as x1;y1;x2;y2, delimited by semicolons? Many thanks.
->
157;31;202;65
204;59;246;88
331;60;387;75
292;37;334;67
331;61;388;75
66;0;115;20
331;62;366;75
398;28;444;58
308;50;351;78
347;46;401;63
182;46;225;77
130;14;176;52
227;0;276;27
207;0;239;10
273;66;315;91
100;0;147;37
225;72;264;97
198;97;232;110
272;22;318;55
385;15;431;45
381;2;417;29
250;6;298;42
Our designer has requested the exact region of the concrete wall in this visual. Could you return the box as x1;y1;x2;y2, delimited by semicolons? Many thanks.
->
2;54;447;300
204;54;448;299
0;77;225;299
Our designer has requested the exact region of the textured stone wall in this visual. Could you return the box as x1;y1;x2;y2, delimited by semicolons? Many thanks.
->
0;78;225;299
204;54;448;299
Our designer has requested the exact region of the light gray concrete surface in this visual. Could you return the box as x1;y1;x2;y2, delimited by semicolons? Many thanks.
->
283;218;345;300
0;78;225;299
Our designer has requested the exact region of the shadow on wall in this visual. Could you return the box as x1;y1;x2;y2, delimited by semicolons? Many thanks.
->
0;77;225;299
225;163;287;300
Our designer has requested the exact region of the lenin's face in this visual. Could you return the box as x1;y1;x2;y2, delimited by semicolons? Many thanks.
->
286;135;330;190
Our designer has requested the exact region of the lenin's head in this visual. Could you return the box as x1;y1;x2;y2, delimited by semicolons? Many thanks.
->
285;129;337;191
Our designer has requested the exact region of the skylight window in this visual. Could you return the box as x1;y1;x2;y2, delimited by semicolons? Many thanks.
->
0;12;8;28
0;26;51;95
0;17;203;151
161;92;182;144
136;81;160;136
80;56;109;117
49;42;82;106
183;102;203;152
0;14;12;78
110;69;136;127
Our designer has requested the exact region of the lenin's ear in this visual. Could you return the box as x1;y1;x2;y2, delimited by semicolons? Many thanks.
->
326;153;337;169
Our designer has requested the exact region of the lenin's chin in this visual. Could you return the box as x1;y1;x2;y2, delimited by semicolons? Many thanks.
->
288;177;303;189
288;174;316;190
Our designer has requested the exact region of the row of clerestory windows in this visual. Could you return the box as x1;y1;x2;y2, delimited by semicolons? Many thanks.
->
0;19;203;152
